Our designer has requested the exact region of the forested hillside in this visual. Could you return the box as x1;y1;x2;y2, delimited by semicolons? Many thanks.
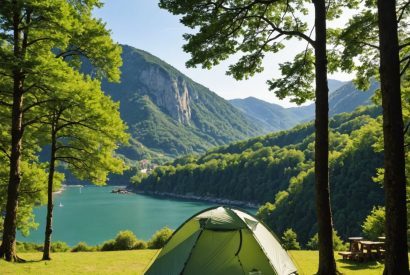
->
133;106;384;244
95;45;264;160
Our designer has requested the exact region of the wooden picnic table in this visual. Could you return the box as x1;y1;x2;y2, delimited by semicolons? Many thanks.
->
338;238;385;261
359;240;385;260
348;237;363;252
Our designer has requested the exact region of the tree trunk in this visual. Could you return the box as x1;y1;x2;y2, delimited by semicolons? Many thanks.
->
42;128;57;260
377;0;409;274
0;77;24;262
313;0;337;274
0;3;25;262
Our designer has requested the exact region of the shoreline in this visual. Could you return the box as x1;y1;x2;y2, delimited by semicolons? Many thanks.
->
130;188;260;210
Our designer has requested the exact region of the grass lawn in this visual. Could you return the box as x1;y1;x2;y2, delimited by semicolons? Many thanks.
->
289;251;386;275
0;250;159;275
0;250;406;274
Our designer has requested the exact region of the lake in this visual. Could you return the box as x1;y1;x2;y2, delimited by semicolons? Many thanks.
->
17;185;255;246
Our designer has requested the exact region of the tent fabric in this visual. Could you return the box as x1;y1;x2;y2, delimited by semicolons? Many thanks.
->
145;206;298;275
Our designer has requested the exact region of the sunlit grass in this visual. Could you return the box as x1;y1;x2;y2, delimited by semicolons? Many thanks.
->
289;251;386;275
0;250;159;275
1;250;408;274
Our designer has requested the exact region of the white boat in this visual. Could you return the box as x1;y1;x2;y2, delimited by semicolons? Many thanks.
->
59;202;64;207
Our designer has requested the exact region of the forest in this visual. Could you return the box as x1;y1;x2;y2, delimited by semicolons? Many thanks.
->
0;0;409;274
133;106;386;244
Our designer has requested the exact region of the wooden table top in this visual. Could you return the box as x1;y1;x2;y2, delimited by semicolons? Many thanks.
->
348;237;364;240
359;241;385;245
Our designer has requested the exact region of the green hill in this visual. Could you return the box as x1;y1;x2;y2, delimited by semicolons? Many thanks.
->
99;45;265;161
132;106;384;244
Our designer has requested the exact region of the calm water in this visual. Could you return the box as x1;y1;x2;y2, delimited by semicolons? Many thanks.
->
17;185;254;246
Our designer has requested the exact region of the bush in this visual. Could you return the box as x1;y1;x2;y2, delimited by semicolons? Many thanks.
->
114;230;138;250
306;230;347;251
99;231;147;251
134;240;148;250
101;239;116;251
362;206;385;240
51;241;70;252
306;234;319;250
281;228;301;250
148;227;174;249
71;242;95;252
16;242;42;252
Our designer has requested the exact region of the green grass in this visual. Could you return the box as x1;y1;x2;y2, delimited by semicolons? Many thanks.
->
289;251;385;275
0;250;159;275
1;250;406;274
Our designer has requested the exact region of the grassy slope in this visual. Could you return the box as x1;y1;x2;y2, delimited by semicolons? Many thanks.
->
2;250;406;274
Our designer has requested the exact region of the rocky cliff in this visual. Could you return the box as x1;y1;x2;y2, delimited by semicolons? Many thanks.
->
98;45;264;160
139;66;191;124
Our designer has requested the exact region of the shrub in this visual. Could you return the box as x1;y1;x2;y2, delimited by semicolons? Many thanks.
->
306;234;319;250
281;228;301;250
51;241;70;252
133;240;148;250
362;206;385;240
16;241;42;252
306;230;347;251
101;239;116;251
114;230;139;250
71;242;95;252
148;227;174;249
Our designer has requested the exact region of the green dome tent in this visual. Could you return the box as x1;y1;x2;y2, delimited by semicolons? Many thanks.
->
145;206;298;275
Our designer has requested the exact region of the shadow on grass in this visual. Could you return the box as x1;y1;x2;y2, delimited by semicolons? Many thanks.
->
337;258;384;271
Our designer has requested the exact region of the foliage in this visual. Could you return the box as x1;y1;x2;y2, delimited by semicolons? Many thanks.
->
15;242;43;253
307;231;347;251
135;106;384;243
100;240;116;252
113;231;139;250
50;241;71;253
71;242;96;252
362;206;386;240
15;241;70;253
148;227;174;249
332;0;410;88
281;228;301;250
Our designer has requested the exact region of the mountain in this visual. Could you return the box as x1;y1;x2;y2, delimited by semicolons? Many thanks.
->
133;105;384;244
328;79;347;93
230;80;378;132
97;45;265;161
229;97;300;132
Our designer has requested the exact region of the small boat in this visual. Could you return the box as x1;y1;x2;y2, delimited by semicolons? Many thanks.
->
59;202;64;207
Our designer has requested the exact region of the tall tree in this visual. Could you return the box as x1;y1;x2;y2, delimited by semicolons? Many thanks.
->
334;1;409;273
377;1;409;272
37;63;128;260
159;0;340;273
0;0;121;261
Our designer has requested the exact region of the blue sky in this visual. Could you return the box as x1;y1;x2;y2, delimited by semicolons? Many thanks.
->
94;0;352;107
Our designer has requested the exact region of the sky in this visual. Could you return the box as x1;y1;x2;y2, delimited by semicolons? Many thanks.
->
94;0;353;107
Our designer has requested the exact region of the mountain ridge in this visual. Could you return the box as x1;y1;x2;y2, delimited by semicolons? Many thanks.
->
230;80;378;132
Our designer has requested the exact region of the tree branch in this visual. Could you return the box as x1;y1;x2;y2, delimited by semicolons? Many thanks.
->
397;0;410;23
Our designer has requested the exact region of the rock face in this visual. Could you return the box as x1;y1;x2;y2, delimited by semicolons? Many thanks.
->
139;66;191;124
95;44;263;158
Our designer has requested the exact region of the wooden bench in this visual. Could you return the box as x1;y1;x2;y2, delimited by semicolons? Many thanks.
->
338;251;365;261
338;251;353;260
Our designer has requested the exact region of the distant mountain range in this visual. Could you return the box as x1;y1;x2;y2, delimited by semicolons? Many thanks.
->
230;80;378;132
